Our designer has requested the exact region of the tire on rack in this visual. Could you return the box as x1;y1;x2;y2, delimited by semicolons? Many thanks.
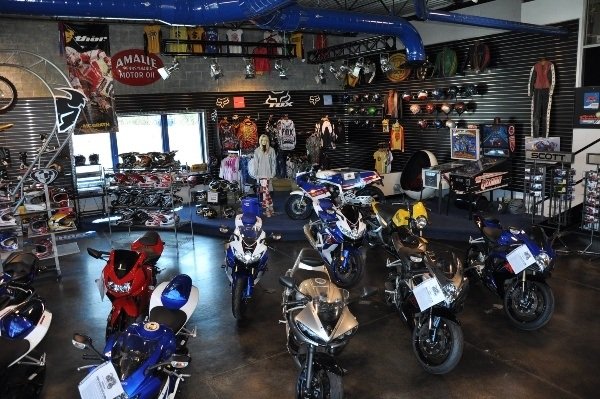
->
232;276;249;320
412;317;464;375
296;366;343;399
0;76;17;114
285;194;313;220
504;280;555;331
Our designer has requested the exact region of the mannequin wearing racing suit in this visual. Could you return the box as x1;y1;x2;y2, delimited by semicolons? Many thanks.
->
528;58;555;137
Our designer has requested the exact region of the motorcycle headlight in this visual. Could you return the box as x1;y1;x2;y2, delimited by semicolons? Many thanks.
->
535;251;551;271
296;321;326;344
235;250;262;264
415;215;428;230
338;224;362;240
107;280;132;294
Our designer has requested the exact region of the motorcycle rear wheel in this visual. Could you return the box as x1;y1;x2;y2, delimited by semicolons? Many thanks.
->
355;186;385;206
330;249;365;289
296;366;342;399
232;276;249;320
285;194;313;220
504;280;554;331
412;317;463;375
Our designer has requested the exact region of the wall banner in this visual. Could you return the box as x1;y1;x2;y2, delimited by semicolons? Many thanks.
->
61;22;118;134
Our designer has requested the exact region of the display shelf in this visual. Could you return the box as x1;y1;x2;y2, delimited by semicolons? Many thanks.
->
26;227;78;239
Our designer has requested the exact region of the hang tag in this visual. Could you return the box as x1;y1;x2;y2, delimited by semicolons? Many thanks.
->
413;276;445;312
506;244;536;274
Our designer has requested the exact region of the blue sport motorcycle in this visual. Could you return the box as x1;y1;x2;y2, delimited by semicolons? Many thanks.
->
465;215;556;330
73;274;198;399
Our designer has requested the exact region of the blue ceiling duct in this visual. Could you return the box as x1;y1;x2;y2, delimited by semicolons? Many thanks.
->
254;5;426;65
413;0;568;37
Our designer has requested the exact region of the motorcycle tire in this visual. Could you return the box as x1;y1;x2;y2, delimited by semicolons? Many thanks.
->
285;194;313;220
412;317;463;375
296;366;343;399
330;249;365;289
232;276;249;320
355;186;386;206
503;280;555;331
0;76;17;114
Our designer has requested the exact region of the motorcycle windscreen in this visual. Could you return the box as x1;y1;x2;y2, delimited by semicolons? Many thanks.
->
238;225;261;246
111;250;142;279
298;278;349;335
339;205;360;224
112;333;157;380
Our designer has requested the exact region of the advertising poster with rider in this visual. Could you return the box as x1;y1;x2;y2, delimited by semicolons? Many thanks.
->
60;22;118;134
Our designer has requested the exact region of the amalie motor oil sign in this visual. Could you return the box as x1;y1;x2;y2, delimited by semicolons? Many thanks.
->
112;49;164;86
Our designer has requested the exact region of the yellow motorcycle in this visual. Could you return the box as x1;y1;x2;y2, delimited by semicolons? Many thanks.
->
365;199;428;248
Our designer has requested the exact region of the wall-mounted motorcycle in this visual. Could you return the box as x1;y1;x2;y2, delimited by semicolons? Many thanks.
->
304;198;366;288
279;248;374;399
72;274;198;399
465;215;556;330
221;200;280;320
370;202;468;374
286;166;384;220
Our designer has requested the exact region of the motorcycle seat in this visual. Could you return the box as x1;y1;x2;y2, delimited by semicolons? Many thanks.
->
149;307;187;334
373;203;404;225
136;231;161;246
0;336;30;370
2;252;38;284
482;226;502;241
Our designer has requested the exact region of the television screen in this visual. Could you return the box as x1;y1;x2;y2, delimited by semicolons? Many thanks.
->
450;128;480;161
481;124;513;157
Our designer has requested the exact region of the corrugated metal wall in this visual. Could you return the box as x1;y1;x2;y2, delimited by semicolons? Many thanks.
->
0;98;75;191
344;20;578;191
115;20;577;192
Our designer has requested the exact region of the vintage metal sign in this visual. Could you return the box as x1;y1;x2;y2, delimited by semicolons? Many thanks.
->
112;49;164;86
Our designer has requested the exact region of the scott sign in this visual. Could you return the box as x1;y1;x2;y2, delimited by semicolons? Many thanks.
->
525;150;574;163
112;49;164;86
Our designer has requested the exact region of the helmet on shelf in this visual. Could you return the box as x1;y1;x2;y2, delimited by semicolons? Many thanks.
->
454;102;466;115
88;154;99;165
433;119;444;129
409;104;421;115
0;232;18;252
440;103;453;115
401;91;412;102
23;191;47;211
0;207;16;227
223;206;236;218
74;155;86;166
431;88;445;100
417;90;428;100
417;119;429;129
30;218;49;236
463;84;478;97
33;238;53;259
49;211;76;231
424;103;436;114
446;119;457;129
447;86;459;98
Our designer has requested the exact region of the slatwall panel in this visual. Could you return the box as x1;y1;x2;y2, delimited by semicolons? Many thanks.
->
115;91;345;172
0;98;75;190
344;20;578;191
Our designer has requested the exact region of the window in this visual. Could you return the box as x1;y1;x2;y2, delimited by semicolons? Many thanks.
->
72;132;113;168
116;114;163;155
167;113;207;166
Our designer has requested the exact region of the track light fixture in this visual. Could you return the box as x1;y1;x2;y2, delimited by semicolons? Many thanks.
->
274;60;288;79
210;58;223;80
157;58;180;80
244;58;255;79
380;53;394;73
314;64;326;84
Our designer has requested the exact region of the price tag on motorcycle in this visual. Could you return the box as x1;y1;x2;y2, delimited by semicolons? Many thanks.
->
506;244;536;274
343;172;355;181
78;361;126;399
413;276;445;312
207;191;219;204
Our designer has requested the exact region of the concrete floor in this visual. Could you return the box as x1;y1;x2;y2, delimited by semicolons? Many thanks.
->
24;230;600;399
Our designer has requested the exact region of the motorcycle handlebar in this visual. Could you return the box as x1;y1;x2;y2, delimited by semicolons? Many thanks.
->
284;298;309;307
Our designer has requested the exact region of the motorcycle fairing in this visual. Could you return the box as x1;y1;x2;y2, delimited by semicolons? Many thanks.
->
110;296;141;321
149;277;199;325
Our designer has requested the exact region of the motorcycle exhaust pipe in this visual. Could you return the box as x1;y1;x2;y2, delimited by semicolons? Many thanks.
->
303;224;317;249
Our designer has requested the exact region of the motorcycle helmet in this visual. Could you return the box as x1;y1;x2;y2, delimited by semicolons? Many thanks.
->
88;153;99;165
352;94;361;103
226;181;240;192
440;103;453;115
0;207;16;227
367;106;378;116
51;189;71;208
401;91;412;102
433;119;444;129
371;93;382;103
200;207;218;219
418;119;429;129
347;106;357;115
30;217;49;236
0;232;18;252
424;103;436;114
74;155;86;166
49;211;76;231
127;172;145;185
342;94;352;103
24;191;47;211
193;190;208;205
454;102;466;115
508;199;526;215
33;238;53;259
409;104;422;115
417;90;428;100
431;88;445;100
447;86;459;98
362;93;371;102
445;119;457;129
136;154;153;168
113;172;131;185
223;206;236;218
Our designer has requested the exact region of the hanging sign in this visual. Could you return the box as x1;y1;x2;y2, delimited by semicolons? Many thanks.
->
31;168;59;185
112;49;164;86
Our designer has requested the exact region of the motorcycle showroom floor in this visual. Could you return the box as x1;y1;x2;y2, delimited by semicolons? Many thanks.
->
29;230;599;399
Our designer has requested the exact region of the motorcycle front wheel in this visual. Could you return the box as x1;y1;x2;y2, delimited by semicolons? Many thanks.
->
232;276;249;320
330;249;365;289
296;366;343;399
285;194;313;220
412;317;464;375
0;76;17;114
504;280;555;331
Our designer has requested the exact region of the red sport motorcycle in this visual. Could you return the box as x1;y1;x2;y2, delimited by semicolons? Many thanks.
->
87;231;165;339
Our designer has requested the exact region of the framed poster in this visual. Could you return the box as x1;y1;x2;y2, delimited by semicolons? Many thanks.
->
450;127;480;161
574;86;600;128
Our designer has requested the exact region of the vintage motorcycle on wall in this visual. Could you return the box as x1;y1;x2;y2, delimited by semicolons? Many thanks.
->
303;198;367;288
73;274;198;399
370;202;469;374
279;248;374;399
465;215;556;330
286;166;384;220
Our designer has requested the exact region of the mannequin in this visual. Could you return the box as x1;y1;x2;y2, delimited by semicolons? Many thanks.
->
252;134;276;217
528;57;556;137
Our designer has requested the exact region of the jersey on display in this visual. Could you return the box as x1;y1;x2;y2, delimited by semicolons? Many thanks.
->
168;26;188;53
143;25;162;54
276;117;296;150
264;31;283;55
203;27;219;53
373;149;393;175
187;26;204;53
290;32;304;59
219;118;239;151
390;122;404;151
219;154;240;182
237;117;258;150
226;29;243;54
